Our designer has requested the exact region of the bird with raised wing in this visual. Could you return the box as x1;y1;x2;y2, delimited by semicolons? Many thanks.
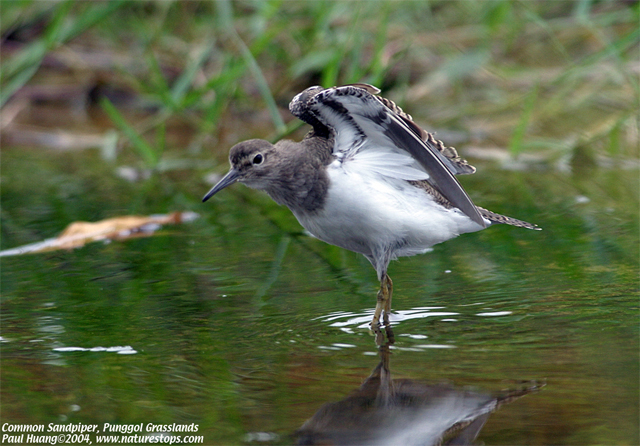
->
203;84;539;331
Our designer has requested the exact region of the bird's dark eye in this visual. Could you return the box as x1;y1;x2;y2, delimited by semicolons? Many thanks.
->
253;154;263;165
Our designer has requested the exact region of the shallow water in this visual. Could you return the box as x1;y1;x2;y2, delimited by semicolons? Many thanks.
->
1;139;638;445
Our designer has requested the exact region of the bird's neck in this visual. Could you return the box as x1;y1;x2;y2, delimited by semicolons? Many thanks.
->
264;135;333;213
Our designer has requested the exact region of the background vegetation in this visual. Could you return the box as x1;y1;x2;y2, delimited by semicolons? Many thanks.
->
2;0;637;171
1;1;638;445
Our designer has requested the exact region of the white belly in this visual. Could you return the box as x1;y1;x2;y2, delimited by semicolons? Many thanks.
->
293;161;485;263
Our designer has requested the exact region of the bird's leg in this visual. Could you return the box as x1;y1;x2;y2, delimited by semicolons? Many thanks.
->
384;323;395;344
371;273;393;331
370;286;385;331
382;274;393;326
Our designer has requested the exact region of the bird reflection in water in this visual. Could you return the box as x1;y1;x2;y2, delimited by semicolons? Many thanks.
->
295;337;543;445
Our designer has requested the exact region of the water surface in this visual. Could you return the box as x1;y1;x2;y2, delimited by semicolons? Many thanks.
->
1;132;638;445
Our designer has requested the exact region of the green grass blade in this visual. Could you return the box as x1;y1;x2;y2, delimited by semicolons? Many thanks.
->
0;62;39;107
216;0;286;134
171;40;216;107
509;83;539;155
1;0;124;108
100;97;159;168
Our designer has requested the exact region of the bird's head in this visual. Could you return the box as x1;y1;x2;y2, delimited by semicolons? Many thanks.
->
202;139;277;202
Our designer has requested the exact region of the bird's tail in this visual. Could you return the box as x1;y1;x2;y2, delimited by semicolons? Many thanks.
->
478;207;540;230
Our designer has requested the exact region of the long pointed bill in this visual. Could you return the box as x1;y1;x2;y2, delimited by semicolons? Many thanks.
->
202;169;241;202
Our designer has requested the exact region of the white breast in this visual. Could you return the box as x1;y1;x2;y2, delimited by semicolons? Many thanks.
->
293;160;485;262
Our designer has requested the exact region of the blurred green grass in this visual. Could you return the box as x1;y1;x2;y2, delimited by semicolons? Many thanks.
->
1;0;638;169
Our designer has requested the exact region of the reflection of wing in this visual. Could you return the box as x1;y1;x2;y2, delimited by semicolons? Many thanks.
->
290;85;485;227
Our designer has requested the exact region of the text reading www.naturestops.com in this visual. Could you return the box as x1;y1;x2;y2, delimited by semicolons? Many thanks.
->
2;423;203;444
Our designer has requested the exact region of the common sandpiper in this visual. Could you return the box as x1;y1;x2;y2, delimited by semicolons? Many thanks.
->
203;84;539;332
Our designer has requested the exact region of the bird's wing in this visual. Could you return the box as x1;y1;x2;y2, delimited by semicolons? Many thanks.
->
289;84;485;227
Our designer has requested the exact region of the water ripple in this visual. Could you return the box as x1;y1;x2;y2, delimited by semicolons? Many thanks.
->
52;345;138;355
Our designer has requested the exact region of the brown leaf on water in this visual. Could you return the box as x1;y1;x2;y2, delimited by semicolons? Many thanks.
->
0;212;199;257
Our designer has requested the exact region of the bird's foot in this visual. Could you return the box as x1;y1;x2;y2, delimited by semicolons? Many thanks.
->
384;323;395;344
